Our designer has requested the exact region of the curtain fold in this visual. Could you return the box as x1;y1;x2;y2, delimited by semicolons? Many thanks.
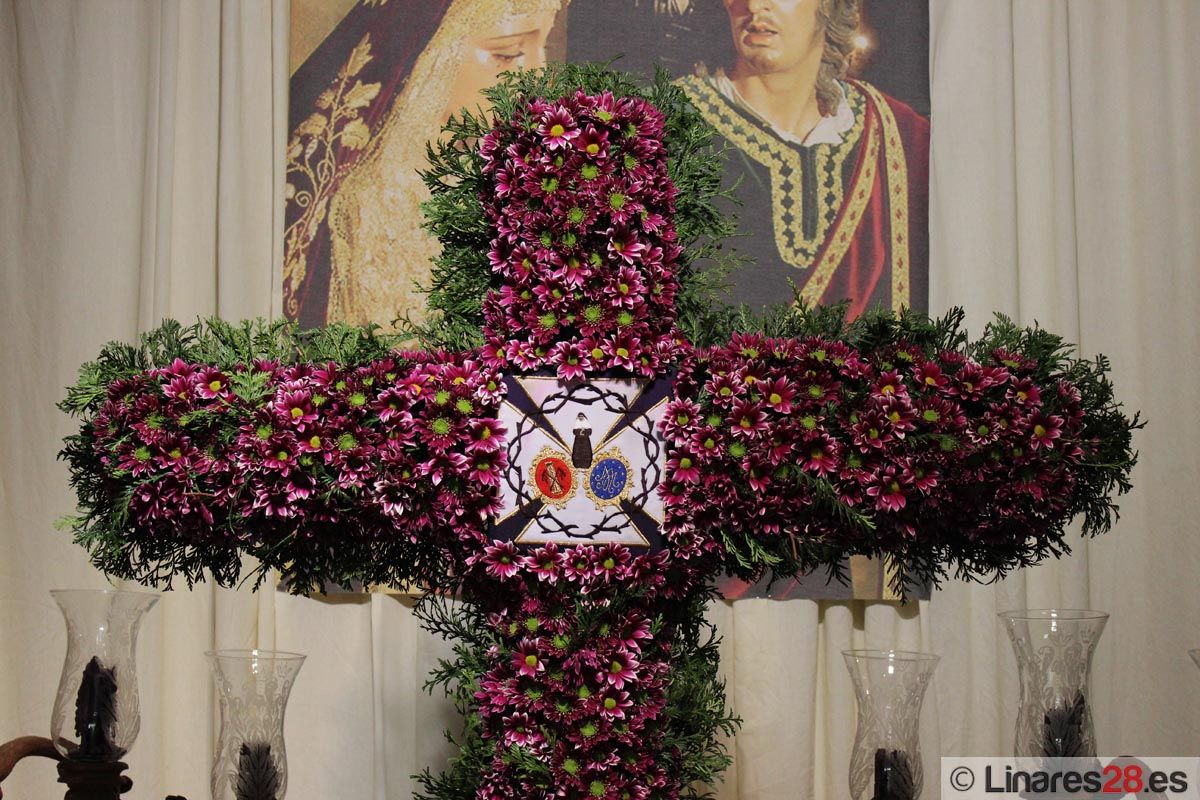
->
2;1;1198;798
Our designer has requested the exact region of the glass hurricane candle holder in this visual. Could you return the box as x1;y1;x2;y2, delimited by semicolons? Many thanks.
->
1000;609;1108;757
50;589;160;762
844;649;940;800
208;650;305;800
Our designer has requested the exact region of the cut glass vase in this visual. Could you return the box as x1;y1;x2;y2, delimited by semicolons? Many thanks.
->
50;589;160;762
208;649;305;800
844;649;939;800
1000;609;1108;757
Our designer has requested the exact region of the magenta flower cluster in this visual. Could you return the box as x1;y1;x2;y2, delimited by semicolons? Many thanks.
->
664;333;1091;560
478;90;684;379
84;352;505;580
461;532;715;800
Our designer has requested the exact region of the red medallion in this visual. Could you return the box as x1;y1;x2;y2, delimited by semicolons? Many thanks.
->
533;456;573;501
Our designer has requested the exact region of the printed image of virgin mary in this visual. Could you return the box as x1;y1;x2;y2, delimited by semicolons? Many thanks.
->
284;0;564;328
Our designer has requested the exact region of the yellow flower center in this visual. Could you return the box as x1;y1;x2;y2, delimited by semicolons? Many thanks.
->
309;436;321;448
769;392;783;405
208;380;222;391
550;124;565;137
586;143;600;155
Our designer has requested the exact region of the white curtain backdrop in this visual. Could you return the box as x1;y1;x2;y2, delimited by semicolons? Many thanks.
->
2;1;1199;798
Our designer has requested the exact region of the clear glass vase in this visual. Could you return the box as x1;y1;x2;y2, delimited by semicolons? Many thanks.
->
1000;609;1108;757
50;589;160;762
844;649;940;800
208;649;305;800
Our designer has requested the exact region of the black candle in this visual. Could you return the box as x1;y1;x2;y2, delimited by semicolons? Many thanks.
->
235;741;281;800
873;748;916;800
1042;692;1086;757
73;656;119;760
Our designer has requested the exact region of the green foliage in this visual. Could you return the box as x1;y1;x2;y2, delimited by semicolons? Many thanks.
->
413;591;740;800
700;298;1143;597
966;314;1143;540
408;62;738;351
60;318;403;422
57;317;409;590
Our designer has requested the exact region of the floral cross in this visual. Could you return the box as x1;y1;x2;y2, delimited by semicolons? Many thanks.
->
60;66;1138;800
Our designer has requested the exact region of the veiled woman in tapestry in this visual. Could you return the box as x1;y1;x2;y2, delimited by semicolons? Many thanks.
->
284;0;563;328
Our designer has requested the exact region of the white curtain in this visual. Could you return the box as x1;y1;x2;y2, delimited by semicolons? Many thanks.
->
2;2;1198;799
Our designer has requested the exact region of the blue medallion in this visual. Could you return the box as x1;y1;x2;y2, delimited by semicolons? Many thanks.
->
589;457;629;501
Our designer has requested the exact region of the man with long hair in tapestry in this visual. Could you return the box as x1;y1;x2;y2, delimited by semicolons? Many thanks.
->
678;0;929;317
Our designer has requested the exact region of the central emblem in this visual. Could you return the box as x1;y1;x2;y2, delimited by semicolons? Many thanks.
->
492;371;672;550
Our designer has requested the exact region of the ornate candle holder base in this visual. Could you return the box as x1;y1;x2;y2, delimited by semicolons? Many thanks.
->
57;759;133;800
1;736;141;800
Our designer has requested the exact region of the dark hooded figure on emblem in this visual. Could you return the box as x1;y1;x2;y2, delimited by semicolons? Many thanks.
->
571;412;593;469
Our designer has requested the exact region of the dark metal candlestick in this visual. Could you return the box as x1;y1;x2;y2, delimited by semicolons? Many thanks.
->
0;736;134;800
57;759;133;800
0;736;59;799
